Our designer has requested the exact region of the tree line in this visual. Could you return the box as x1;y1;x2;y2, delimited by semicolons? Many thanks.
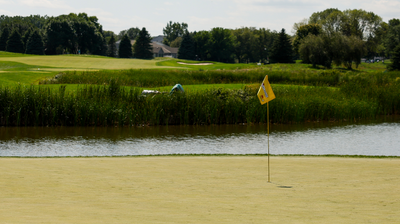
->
1;9;399;70
292;8;400;69
0;13;106;55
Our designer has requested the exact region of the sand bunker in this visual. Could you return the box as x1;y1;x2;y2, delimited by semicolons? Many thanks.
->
177;62;213;65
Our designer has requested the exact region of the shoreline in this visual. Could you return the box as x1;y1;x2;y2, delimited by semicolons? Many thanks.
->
1;154;400;159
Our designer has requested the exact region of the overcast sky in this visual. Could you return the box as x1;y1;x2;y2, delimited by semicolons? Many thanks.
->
1;0;399;36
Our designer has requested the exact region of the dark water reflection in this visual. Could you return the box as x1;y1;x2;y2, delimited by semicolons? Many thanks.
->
1;117;399;157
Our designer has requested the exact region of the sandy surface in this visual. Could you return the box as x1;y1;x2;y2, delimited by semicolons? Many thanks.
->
177;62;213;65
1;156;399;223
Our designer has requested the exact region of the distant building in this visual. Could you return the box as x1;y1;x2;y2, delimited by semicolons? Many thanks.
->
151;42;178;58
115;39;178;58
151;35;165;43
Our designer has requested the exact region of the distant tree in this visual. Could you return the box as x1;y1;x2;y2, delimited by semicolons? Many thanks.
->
384;19;400;57
0;27;10;51
25;30;44;55
0;14;48;32
118;34;132;58
178;32;195;60
133;27;153;59
162;21;188;46
22;29;32;52
335;35;366;69
107;34;116;57
232;27;257;63
44;18;75;55
44;13;106;55
270;28;293;63
254;28;276;63
118;27;140;41
193;30;210;60
170;37;182;48
299;34;331;68
103;30;116;42
308;8;382;56
388;44;400;71
293;24;322;56
299;32;365;69
209;27;234;62
6;30;24;53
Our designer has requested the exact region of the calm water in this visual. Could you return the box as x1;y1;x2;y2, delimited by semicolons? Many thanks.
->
0;119;399;157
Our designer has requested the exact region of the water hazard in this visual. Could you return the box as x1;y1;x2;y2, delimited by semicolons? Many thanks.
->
1;118;399;157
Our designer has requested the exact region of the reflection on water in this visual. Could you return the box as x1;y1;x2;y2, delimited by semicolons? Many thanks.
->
1;118;399;157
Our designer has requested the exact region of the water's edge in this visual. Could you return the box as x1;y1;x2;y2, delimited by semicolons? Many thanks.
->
1;118;400;157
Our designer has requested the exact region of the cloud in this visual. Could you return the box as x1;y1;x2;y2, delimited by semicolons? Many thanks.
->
359;0;400;21
80;8;113;17
0;0;14;4
0;9;13;14
252;0;321;8
19;0;72;10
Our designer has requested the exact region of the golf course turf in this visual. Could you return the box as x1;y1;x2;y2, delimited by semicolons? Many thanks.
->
1;52;399;223
1;156;399;223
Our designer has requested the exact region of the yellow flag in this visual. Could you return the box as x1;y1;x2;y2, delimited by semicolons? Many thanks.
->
257;75;275;105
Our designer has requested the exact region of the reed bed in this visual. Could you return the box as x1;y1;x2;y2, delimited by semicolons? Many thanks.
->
40;68;400;88
1;78;399;126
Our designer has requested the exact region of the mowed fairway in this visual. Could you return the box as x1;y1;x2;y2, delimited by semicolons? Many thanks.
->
1;156;399;223
0;55;170;70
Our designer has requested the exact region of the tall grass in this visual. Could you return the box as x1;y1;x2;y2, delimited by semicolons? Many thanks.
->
40;68;400;88
1;79;399;127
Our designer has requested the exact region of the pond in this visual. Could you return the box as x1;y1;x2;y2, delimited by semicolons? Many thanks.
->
1;118;399;157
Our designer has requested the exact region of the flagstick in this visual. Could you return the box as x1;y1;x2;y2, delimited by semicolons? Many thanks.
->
268;102;270;183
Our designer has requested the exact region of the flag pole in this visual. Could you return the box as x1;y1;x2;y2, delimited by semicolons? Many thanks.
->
268;101;270;183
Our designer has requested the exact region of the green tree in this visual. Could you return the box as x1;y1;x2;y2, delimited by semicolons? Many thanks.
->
209;27;234;62
254;28;275;63
384;19;400;57
44;13;106;55
335;35;366;69
299;34;331;68
270;28;293;63
118;34;132;58
22;29;32;52
107;34;116;57
170;37;182;48
118;27;140;40
309;8;341;24
308;8;382;56
0;27;10;51
387;44;400;71
133;27;153;59
178;32;195;60
25;30;44;55
293;24;322;56
103;30;116;42
299;32;365;69
193;30;210;60
162;21;188;46
44;18;75;55
232;27;257;63
6;30;24;53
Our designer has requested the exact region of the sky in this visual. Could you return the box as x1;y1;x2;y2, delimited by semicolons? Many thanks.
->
1;0;400;36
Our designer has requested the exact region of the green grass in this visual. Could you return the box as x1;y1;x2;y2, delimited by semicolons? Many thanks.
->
1;52;399;127
42;67;400;89
1;79;398;126
156;59;259;70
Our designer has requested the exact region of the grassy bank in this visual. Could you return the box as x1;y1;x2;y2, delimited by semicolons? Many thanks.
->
1;52;399;126
1;156;399;223
1;79;399;126
41;67;400;88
